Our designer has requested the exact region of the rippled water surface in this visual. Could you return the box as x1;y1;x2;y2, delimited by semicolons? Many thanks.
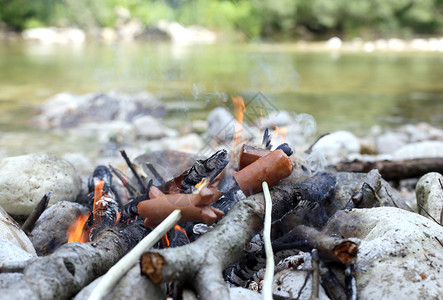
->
1;41;443;157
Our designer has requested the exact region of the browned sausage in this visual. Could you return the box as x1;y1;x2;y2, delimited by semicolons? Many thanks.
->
238;144;271;170
234;149;294;196
137;186;224;228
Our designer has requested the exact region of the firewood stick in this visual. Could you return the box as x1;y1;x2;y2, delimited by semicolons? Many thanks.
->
87;210;182;300
335;157;443;181
272;225;358;264
22;192;51;235
262;181;274;300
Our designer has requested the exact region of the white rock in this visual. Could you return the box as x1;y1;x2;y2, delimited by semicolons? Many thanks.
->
311;131;360;164
376;131;408;154
207;107;237;141
22;27;85;44
73;121;137;144
0;206;36;255
273;268;330;299
258;111;293;128
229;287;262;300
416;172;443;224
393;141;443;160
142;133;203;154
155;20;216;44
133;115;177;140
326;37;342;49
0;154;82;216
325;207;443;300
0;238;34;263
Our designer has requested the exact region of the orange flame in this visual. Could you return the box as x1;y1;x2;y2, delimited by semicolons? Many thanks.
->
273;125;288;142
231;96;246;168
161;225;190;248
67;212;91;243
173;225;190;242
92;180;105;222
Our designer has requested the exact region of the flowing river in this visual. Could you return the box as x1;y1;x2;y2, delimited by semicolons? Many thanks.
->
1;41;442;157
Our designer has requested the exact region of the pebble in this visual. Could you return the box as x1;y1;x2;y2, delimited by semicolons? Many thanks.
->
0;154;82;216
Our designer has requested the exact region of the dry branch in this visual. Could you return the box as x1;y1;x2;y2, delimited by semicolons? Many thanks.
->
272;225;358;264
0;223;150;300
335;158;443;181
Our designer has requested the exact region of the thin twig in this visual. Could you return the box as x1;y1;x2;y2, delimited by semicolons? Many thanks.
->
109;164;138;196
435;236;443;248
120;149;146;192
22;192;51;235
417;203;442;227
295;271;310;300
309;249;319;300
362;182;383;207
87;210;182;300
262;181;274;300
304;133;330;154
345;264;357;300
146;163;166;185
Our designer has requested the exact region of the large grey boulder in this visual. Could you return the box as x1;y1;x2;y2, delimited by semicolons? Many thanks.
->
416;172;443;224
0;154;82;216
32;91;166;129
325;207;443;300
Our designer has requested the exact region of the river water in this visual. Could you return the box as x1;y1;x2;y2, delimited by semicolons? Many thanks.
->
1;41;443;157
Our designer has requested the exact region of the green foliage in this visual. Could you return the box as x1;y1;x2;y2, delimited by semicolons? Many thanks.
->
0;0;442;38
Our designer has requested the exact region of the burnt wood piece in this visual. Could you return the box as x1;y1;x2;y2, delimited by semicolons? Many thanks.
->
140;183;313;300
119;180;153;224
272;225;358;264
159;149;229;194
0;222;150;300
262;128;272;150
272;172;336;235
334;158;443;181
22;192;51;235
225;248;298;287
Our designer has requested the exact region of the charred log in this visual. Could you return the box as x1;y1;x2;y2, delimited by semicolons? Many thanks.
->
160;149;228;194
334;158;443;181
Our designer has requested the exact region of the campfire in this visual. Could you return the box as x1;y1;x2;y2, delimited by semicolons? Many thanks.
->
1;96;442;300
